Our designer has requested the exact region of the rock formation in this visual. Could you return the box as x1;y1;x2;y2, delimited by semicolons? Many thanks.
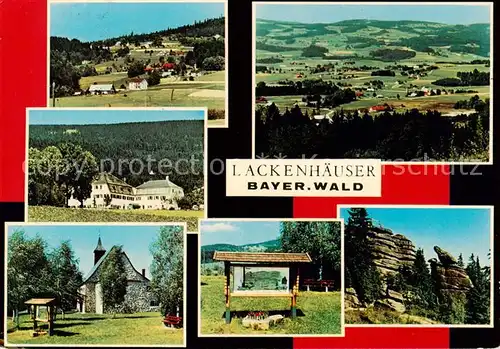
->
434;245;458;266
345;226;475;324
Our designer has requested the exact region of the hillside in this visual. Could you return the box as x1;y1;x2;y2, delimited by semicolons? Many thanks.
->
29;120;204;192
201;239;281;263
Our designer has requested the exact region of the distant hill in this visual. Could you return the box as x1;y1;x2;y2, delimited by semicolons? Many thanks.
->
201;239;281;263
256;18;490;58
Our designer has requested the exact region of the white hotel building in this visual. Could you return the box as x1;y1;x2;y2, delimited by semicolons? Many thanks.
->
68;173;184;210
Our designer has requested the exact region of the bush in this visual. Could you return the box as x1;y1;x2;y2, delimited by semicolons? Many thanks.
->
128;61;145;78
147;71;161;86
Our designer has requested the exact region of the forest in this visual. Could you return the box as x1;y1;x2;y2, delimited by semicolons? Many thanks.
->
345;208;491;324
255;102;489;161
369;48;417;61
94;17;224;47
29;120;204;207
432;69;490;87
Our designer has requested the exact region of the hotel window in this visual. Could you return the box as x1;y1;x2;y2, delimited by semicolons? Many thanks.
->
155;196;159;200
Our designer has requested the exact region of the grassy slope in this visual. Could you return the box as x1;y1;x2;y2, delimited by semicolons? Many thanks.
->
28;206;202;232
200;275;342;335
7;312;183;345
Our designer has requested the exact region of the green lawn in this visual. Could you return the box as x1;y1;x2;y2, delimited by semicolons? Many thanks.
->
7;312;183;345
28;206;202;232
200;275;342;335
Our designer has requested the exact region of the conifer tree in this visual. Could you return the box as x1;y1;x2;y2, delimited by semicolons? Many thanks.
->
410;248;437;313
465;255;490;324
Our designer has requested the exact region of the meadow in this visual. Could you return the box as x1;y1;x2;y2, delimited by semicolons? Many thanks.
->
28;206;202;232
7;312;183;345
200;275;342;335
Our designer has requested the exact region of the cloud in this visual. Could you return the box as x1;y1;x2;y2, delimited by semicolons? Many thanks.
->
201;222;239;233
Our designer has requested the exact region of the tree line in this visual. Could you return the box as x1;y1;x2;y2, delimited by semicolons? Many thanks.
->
345;208;491;324
94;17;224;47
7;230;83;326
255;102;489;161
432;69;490;87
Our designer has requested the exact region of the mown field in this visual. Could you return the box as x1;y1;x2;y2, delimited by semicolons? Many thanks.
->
28;206;202;232
7;312;183;345
200;275;342;335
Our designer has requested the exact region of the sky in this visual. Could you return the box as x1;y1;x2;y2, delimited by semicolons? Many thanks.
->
200;221;282;246
6;225;182;279
50;2;225;42
256;4;491;25
340;207;492;266
29;109;204;125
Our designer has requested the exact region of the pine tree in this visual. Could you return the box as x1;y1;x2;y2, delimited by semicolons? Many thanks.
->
457;253;464;268
409;248;437;315
99;246;127;318
345;208;381;303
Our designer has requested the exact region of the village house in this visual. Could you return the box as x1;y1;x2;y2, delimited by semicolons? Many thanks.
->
67;173;184;210
87;84;116;95
128;77;148;90
79;237;157;314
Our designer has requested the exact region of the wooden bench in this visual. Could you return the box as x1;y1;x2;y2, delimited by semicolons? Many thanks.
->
303;279;334;292
162;315;182;328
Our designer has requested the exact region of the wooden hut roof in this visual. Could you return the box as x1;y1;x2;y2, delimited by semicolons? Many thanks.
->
213;251;312;263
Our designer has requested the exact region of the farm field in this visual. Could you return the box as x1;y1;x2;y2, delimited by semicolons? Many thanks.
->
28;206;202;232
7;312;183;345
200;275;342;335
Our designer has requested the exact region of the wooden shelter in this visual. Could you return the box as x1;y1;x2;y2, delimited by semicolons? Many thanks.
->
213;251;312;324
24;298;56;336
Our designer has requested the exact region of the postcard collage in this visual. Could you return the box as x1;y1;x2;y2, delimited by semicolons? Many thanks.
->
0;1;497;348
